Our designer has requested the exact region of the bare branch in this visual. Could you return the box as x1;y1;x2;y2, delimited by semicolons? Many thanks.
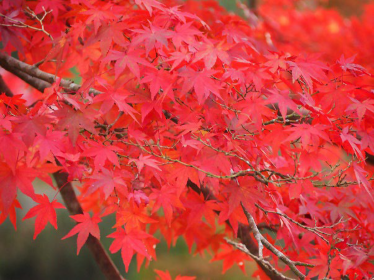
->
240;202;263;258
225;238;294;280
241;203;307;279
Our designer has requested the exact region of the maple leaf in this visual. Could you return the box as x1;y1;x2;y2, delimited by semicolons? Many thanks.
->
155;270;196;280
141;68;172;100
265;89;300;121
337;55;370;76
264;51;289;73
132;22;173;55
172;22;201;48
245;68;271;91
236;94;272;130
149;185;184;226
129;154;162;172
12;114;52;146
134;0;165;15
211;243;252;274
86;22;129;55
359;130;374;154
34;130;65;161
93;88;139;123
0;163;36;214
0;198;22;230
83;140;121;170
114;203;157;230
284;123;330;149
193;39;231;69
345;98;374;122
35;0;66;19
0;131;26;172
23;194;65;239
340;127;363;160
180;68;222;104
166;47;192;71
81;3;117;34
128;190;149;205
62;212;101;254
287;54;330;92
88;168;127;199
168;165;200;194
104;50;152;80
54;105;98;145
353;163;374;202
108;227;158;272
223;180;264;217
0;9;25;52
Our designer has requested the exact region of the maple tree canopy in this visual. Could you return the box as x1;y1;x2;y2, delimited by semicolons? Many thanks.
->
0;0;374;279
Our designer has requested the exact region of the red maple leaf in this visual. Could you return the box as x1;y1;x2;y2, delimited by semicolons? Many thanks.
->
265;89;300;121
104;50;152;80
193;39;231;69
211;243;252;274
340;127;363;159
108;227;158;272
149;184;184;226
132;22;173;55
172;22;201;48
337;55;370;76
23;194;65;239
155;270;196;280
129;154;162;172
34;130;64;161
62;212;101;254
88;168;127;199
180;68;222;104
114;203;157;230
0;163;36;214
93;88;139;122
287;54;330;92
134;0;165;15
83;140;121;170
346;97;374;122
284;123;330;149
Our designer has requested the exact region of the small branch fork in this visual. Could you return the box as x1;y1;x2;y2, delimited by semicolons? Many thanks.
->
0;7;54;43
240;202;309;279
256;204;351;242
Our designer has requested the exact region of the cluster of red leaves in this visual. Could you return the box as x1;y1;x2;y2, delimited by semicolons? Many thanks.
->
0;0;374;279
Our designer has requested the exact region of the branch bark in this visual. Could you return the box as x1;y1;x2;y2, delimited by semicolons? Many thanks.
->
53;171;123;280
0;74;14;96
241;203;306;279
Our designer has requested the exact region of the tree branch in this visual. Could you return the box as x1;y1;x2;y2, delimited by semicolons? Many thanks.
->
0;52;101;95
225;238;294;280
53;171;123;280
0;74;14;97
241;203;307;279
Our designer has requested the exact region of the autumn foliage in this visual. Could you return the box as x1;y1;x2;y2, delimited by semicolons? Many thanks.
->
1;0;374;279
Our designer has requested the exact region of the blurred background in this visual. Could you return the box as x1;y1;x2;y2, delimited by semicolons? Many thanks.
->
0;0;372;279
